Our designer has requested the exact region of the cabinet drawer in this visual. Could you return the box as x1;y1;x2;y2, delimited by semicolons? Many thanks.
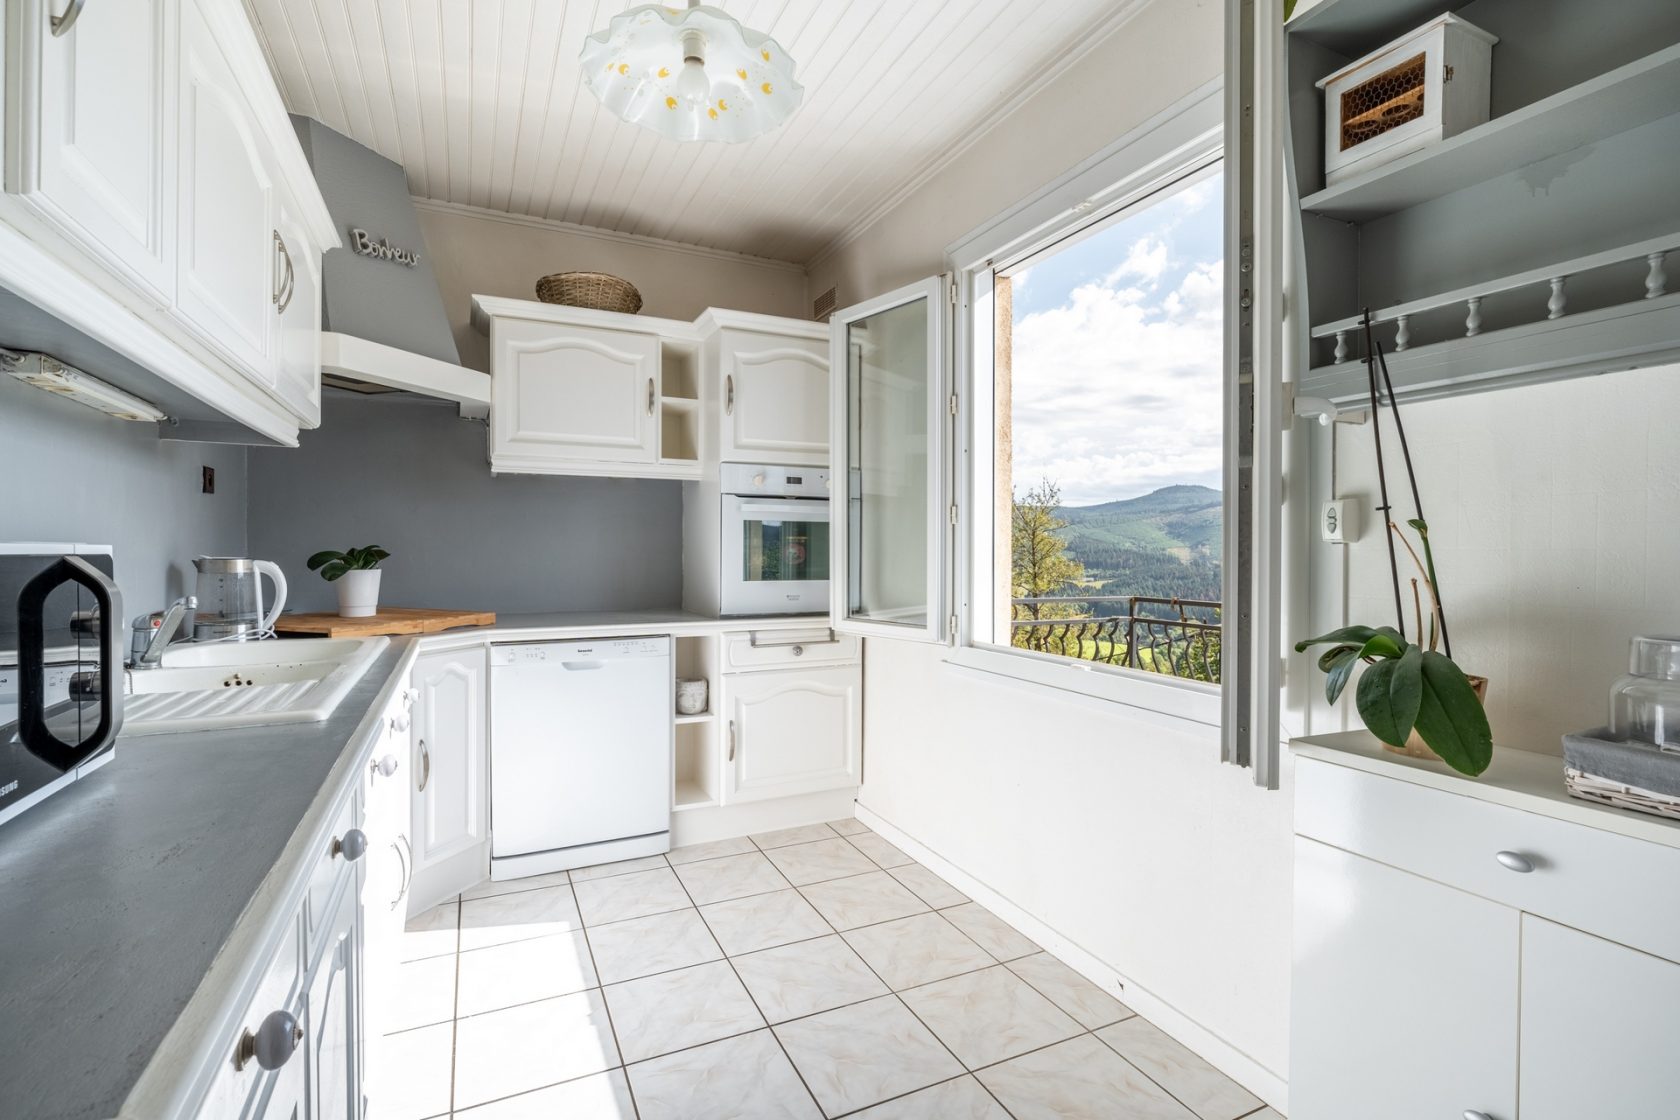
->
724;629;859;671
1296;758;1680;963
305;789;360;962
193;906;303;1120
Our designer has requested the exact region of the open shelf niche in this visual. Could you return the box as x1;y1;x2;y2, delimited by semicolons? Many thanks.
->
673;634;720;811
1286;0;1680;401
659;339;701;467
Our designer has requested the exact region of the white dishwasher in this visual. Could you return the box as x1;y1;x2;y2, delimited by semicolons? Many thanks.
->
489;637;672;879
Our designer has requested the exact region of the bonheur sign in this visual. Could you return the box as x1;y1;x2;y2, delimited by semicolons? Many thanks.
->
348;227;420;268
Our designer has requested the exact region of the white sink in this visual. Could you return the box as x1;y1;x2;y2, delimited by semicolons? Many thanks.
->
122;636;390;736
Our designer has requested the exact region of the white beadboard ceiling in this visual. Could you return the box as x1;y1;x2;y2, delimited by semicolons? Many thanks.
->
244;0;1138;265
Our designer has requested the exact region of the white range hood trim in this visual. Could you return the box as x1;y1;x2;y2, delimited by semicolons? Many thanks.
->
320;331;489;419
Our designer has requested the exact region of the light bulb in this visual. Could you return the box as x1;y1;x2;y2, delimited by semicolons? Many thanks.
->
675;57;710;105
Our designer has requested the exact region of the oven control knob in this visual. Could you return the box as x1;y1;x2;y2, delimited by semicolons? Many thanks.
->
753;473;766;487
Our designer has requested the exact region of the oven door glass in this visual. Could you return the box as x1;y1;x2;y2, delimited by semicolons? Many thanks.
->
722;497;831;614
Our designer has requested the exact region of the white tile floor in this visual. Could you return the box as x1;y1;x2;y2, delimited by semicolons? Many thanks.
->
381;820;1281;1120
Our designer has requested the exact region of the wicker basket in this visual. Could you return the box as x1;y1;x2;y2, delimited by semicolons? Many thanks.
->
535;272;643;314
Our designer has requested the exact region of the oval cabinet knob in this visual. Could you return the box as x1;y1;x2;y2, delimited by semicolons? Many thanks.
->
237;1009;302;1071
333;828;368;862
1464;1111;1494;1120
1494;850;1534;873
372;754;399;779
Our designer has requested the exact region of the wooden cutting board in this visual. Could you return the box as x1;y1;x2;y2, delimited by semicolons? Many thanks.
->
273;607;496;638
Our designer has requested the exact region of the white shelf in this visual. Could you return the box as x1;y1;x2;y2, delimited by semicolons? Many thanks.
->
660;396;699;412
1300;43;1680;221
673;780;717;811
674;711;712;725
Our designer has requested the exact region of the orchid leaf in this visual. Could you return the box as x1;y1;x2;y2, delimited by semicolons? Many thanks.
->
1412;651;1493;776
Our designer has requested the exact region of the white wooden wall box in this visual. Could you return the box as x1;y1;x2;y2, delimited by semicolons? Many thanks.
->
1318;14;1498;187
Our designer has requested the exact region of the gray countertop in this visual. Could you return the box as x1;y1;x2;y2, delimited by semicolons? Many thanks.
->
0;638;415;1120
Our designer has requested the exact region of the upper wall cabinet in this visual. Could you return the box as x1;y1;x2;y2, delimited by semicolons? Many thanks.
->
1;0;336;443
471;297;832;481
700;311;831;467
8;0;177;301
1285;0;1680;403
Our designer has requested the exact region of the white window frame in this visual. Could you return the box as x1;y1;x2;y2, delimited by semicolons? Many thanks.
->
942;79;1228;729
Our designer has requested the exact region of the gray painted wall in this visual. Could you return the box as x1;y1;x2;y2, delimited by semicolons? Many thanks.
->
291;116;460;365
0;375;248;612
246;393;683;615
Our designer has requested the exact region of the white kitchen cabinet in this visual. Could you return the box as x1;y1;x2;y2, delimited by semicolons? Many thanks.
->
1290;736;1680;1120
361;687;413;1049
175;0;276;385
272;190;323;426
708;320;830;465
305;880;362;1120
1518;914;1680;1119
409;647;489;913
10;0;177;300
1290;837;1518;1120
488;315;663;473
720;663;860;804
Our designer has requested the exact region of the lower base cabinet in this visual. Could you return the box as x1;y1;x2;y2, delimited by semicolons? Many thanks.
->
720;654;860;805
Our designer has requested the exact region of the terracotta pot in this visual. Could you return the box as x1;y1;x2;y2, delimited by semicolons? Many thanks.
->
1380;674;1490;760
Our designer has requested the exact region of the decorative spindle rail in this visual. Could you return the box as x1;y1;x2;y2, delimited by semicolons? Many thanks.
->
1313;231;1678;364
1011;595;1222;683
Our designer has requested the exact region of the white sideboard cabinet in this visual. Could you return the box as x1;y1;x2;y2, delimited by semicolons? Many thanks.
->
1289;734;1680;1120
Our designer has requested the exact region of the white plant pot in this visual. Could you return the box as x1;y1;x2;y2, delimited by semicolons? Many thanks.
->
336;569;382;618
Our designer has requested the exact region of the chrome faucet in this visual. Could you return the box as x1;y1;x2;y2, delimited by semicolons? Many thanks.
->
133;596;196;668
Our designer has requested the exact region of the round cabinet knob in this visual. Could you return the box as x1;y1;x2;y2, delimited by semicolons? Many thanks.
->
237;1009;302;1071
1494;851;1535;873
390;712;411;733
791;645;804;656
333;828;368;862
372;754;399;779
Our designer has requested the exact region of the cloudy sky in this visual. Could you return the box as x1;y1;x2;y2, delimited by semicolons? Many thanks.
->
1008;171;1224;508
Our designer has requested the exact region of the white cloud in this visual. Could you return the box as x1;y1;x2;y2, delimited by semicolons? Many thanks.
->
1009;258;1224;506
1102;237;1169;287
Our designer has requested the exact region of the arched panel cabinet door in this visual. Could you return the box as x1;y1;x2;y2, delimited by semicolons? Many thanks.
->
490;318;661;470
408;647;489;914
720;664;861;804
716;329;831;466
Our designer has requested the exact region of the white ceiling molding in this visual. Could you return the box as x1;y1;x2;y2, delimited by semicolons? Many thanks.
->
242;0;1136;264
410;197;807;273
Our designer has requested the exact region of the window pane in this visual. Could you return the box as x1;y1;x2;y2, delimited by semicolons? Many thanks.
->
846;296;930;627
742;519;829;582
993;169;1223;684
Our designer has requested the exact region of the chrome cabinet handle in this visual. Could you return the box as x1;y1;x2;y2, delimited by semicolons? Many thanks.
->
236;1010;302;1072
647;377;656;415
1495;851;1534;873
416;738;430;792
51;0;87;37
726;374;734;414
331;828;367;861
748;629;838;649
272;232;295;312
1464;1111;1494;1120
389;838;409;910
728;720;737;762
398;833;413;903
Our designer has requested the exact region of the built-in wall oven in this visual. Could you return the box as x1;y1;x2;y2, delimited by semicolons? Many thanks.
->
720;463;830;616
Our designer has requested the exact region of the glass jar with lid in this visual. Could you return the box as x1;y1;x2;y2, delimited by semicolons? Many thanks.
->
1609;636;1680;749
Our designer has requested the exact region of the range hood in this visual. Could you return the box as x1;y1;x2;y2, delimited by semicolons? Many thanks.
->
293;116;488;418
320;332;489;419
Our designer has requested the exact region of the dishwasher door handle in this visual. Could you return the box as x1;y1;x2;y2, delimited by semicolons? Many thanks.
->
560;660;605;671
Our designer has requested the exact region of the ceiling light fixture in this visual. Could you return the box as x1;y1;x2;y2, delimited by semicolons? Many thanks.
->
581;1;803;143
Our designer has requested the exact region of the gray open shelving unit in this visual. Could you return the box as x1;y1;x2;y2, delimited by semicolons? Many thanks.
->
1286;0;1680;402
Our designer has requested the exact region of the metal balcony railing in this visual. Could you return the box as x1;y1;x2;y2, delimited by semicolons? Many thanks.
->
1010;595;1222;683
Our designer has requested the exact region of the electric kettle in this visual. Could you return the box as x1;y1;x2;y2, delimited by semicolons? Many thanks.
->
192;557;287;641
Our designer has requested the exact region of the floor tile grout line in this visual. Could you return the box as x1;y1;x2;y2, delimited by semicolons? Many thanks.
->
665;851;830;1118
571;878;642;1120
1091;1021;1249;1120
448;894;462;1117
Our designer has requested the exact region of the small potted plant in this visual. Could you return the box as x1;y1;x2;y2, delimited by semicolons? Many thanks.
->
306;545;390;618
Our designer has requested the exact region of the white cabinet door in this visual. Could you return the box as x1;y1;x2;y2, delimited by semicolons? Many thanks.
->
1290;837;1519;1120
305;881;362;1120
176;0;276;384
720;665;860;804
409;648;489;913
1519;915;1680;1119
490;319;660;469
719;331;830;464
361;689;413;1048
25;0;176;299
272;191;322;426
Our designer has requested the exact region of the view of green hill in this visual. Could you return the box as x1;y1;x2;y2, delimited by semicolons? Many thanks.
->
1055;484;1223;606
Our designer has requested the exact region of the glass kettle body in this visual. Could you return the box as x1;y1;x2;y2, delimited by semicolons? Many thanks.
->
192;557;287;641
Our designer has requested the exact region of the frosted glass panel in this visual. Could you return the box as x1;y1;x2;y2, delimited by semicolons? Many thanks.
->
845;297;930;627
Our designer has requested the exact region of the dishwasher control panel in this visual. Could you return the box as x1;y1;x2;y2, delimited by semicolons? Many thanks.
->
490;637;669;666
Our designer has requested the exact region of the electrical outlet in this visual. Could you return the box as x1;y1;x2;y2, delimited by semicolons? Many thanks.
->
1322;498;1359;543
202;465;215;494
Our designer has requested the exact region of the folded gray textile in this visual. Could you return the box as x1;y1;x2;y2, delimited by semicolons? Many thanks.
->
1563;728;1680;798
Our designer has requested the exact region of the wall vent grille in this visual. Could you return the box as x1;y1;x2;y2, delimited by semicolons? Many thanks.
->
812;287;837;321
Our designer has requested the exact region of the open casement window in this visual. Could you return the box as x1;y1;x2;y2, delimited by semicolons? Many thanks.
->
828;276;951;643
